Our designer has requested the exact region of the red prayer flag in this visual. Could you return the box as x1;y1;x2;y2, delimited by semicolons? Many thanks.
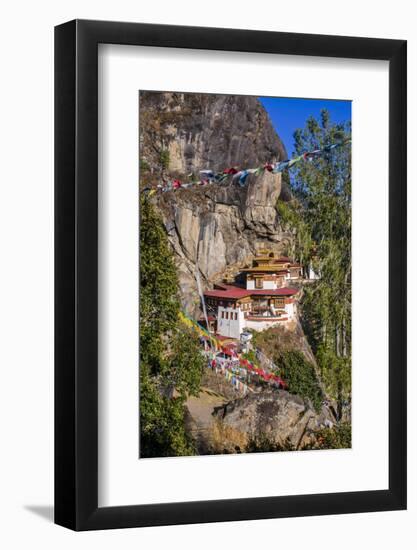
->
223;167;238;175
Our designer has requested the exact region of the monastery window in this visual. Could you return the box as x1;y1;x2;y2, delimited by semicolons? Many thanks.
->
221;311;224;319
255;278;263;289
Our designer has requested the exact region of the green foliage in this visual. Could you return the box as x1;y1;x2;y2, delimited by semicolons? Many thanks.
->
277;110;351;412
159;149;170;170
315;343;351;411
245;434;296;453
277;351;323;412
245;423;351;453
139;157;150;172
307;423;352;450
140;194;180;371
139;195;204;457
140;366;196;457
162;328;205;398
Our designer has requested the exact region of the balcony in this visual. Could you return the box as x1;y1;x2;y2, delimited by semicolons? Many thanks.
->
248;306;287;319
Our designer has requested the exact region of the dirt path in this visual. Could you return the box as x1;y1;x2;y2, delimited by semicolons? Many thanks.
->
186;388;227;430
186;388;228;453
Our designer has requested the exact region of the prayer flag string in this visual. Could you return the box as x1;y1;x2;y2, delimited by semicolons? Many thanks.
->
142;138;351;195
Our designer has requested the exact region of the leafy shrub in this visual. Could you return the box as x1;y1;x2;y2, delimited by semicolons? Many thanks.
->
159;149;170;170
140;157;150;172
304;422;352;450
277;351;323;411
245;434;296;453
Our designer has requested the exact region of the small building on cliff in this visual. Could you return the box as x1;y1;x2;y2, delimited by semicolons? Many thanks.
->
204;251;301;338
242;251;302;289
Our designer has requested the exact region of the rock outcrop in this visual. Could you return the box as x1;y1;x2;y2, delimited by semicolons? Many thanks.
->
139;91;287;176
214;389;334;450
139;91;292;313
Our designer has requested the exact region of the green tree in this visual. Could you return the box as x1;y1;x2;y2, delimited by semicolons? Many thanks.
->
140;195;205;457
276;351;323;412
277;110;351;417
140;194;180;371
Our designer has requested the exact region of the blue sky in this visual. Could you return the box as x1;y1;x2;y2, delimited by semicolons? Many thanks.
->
258;96;351;156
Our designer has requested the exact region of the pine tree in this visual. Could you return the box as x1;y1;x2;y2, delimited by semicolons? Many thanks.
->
277;110;351;416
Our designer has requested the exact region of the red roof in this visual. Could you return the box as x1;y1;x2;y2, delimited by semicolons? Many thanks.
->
204;288;252;299
204;286;298;299
214;282;246;290
213;282;230;290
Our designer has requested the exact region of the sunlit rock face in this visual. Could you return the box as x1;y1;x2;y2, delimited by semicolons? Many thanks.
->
213;389;335;451
139;91;292;314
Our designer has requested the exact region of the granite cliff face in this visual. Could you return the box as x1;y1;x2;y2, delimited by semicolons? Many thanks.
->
139;91;287;176
139;92;292;314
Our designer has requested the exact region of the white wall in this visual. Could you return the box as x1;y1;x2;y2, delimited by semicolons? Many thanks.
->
308;266;320;280
217;306;245;338
246;318;287;331
0;1;415;548
247;279;279;290
285;302;295;319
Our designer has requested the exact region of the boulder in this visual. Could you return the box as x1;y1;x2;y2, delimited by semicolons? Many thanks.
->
214;389;335;450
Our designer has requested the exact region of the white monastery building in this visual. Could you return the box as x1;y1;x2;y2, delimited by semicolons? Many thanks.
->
204;251;302;338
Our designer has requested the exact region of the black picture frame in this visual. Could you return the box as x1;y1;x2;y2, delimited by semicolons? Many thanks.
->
55;19;407;531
